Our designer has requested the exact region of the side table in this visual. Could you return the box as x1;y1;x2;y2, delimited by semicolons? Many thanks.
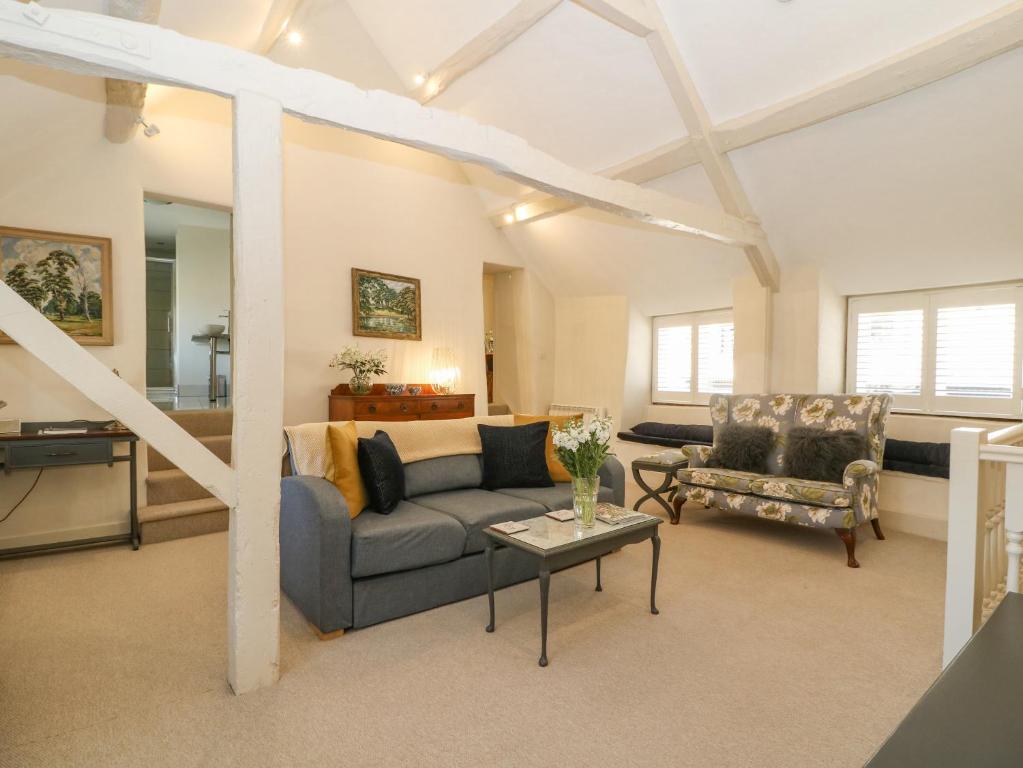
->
631;451;688;523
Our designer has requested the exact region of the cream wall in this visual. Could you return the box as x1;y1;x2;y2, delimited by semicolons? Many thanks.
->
174;225;232;394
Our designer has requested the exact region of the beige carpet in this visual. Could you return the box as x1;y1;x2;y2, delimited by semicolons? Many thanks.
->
0;493;947;768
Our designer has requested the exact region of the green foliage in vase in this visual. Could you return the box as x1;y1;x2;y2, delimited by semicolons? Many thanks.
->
328;346;388;378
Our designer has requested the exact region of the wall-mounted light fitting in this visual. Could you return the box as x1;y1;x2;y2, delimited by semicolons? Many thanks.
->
136;116;160;138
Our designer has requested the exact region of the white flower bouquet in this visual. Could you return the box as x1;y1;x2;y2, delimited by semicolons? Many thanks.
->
329;346;388;394
552;417;614;527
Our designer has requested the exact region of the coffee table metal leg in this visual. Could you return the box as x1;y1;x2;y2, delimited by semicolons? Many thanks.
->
485;542;496;633
538;567;550;667
650;534;661;615
595;555;602;592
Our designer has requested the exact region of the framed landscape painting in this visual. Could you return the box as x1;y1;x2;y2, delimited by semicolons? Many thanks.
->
0;226;113;345
352;268;421;341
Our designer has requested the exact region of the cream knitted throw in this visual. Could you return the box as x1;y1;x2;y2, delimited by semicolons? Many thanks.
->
284;415;515;478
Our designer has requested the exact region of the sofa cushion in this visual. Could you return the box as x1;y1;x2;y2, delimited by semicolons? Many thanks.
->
513;413;581;482
411;488;547;554
678;467;762;493
326;422;368;518
706;424;774;474
496;483;614;512
350;501;467;578
403;454;482;498
358;431;405;514
747;477;852;508
478;422;554;490
783;427;867;483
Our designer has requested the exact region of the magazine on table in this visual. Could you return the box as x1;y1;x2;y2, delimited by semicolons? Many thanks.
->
594;503;651;526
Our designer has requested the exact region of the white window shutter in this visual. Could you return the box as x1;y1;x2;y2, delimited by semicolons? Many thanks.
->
935;304;1016;399
655;324;691;396
854;309;924;396
697;322;734;394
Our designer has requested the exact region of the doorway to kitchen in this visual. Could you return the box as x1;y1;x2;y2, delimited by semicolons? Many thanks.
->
144;197;232;411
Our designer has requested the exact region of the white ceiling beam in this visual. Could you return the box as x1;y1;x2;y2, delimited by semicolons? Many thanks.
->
570;0;653;36
714;1;1023;153
254;0;305;55
490;136;697;227
0;2;764;248
103;0;160;143
412;0;561;103
642;0;779;290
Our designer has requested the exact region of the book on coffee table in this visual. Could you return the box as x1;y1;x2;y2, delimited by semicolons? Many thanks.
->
490;521;529;535
545;509;575;522
595;503;651;526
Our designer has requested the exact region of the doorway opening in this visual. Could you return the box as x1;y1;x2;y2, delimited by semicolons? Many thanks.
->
144;197;232;411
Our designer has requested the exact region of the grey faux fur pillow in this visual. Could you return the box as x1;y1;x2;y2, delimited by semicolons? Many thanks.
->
706;424;774;474
783;427;867;484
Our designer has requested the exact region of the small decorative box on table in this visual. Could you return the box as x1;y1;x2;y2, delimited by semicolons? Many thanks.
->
328;383;475;422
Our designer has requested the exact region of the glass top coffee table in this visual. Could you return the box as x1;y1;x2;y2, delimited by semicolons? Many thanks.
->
483;508;662;667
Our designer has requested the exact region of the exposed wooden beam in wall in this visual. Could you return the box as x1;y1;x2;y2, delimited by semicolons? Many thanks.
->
412;0;561;103
714;1;1023;153
570;0;653;36
254;0;305;55
227;90;285;695
103;0;161;143
0;2;764;248
642;0;780;290
490;136;698;227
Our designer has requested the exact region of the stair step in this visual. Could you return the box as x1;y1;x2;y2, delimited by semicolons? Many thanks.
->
146;468;215;506
164;408;233;438
140;497;228;544
148;434;232;472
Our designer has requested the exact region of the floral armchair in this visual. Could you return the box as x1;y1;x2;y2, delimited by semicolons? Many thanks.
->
672;394;893;567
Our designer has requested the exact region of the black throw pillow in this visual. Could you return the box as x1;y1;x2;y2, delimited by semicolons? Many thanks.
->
357;431;405;514
478;422;554;490
784;427;867;484
706;424;774;474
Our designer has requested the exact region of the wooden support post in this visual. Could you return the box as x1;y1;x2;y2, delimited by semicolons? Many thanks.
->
943;427;987;667
227;90;285;695
1005;463;1023;594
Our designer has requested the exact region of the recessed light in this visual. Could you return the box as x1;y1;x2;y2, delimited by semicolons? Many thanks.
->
286;29;303;45
514;205;528;221
413;73;426;86
425;79;440;97
503;213;514;225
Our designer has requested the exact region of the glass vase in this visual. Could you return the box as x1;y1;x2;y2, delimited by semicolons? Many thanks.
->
572;476;600;528
349;374;372;395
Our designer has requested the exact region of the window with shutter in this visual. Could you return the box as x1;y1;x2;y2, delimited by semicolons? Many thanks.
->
652;310;734;404
697;322;734;395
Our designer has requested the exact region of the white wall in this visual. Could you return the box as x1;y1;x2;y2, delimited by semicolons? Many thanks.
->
174;225;231;395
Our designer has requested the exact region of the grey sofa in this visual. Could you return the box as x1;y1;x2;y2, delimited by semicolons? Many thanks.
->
280;446;626;635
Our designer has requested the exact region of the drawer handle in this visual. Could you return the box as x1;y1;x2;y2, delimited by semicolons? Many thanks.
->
46;451;77;457
368;405;377;414
400;404;408;413
431;403;439;411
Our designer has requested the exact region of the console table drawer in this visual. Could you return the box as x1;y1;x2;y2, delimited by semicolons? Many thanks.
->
6;440;113;469
420;397;473;418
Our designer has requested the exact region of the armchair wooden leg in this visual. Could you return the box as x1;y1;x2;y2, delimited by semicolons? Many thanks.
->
870;518;885;540
835;528;859;568
671;491;685;525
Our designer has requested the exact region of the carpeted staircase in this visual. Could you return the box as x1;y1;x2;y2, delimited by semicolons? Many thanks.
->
140;409;232;544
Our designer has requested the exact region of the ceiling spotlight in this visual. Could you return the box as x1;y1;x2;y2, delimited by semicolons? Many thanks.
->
425;79;441;97
503;213;514;225
286;29;303;45
413;73;426;87
136;116;160;138
514;205;529;221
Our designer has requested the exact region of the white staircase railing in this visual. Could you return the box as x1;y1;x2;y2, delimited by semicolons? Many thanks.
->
943;422;1023;666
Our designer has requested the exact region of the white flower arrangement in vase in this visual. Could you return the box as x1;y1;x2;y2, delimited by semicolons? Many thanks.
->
329;346;388;395
552;417;613;527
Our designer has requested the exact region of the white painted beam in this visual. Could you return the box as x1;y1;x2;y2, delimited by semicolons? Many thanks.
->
0;282;236;506
227;90;284;695
714;1;1023;153
0;2;763;248
643;0;780;290
570;0;653;36
490;137;698;227
103;0;160;143
412;0;561;103
254;0;305;55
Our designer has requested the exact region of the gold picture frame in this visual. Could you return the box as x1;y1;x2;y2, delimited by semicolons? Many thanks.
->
0;226;113;345
351;268;422;341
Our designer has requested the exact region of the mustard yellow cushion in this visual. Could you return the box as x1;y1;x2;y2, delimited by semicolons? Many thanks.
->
513;413;582;483
326;422;368;519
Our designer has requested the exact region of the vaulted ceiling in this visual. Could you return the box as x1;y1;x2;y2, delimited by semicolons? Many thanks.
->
12;0;1023;314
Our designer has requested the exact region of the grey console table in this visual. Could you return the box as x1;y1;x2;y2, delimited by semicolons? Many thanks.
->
866;592;1023;767
0;421;139;558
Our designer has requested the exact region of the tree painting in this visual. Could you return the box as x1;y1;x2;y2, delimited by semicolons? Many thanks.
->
351;269;421;341
0;228;112;345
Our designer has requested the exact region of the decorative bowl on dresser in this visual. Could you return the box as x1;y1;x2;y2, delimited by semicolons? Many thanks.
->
328;384;475;422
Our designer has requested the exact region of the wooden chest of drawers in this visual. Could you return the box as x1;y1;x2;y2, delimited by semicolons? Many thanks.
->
328;384;475;422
